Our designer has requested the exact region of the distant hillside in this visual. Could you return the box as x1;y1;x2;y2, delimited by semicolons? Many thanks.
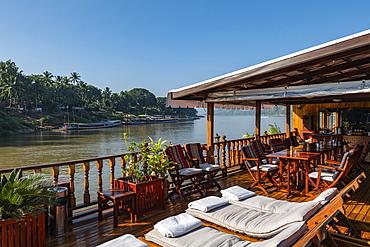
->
214;105;286;116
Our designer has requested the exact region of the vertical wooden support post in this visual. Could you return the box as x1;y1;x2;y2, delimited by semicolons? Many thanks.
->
51;167;59;185
68;164;76;208
255;101;261;138
82;162;90;204
207;102;215;163
336;110;341;127
96;159;103;192
323;111;328;129
221;135;227;176
286;103;291;137
109;157;115;188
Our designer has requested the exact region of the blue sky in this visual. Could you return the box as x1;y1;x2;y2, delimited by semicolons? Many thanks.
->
1;1;370;97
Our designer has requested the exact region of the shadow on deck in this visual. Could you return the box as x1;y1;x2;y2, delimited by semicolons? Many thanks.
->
46;164;370;247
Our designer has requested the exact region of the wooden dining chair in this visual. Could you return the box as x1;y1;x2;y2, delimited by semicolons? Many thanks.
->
269;138;286;152
241;144;279;194
184;143;221;191
308;149;361;190
165;145;204;199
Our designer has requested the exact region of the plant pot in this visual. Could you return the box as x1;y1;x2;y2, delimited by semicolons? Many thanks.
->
113;176;166;220
0;212;46;247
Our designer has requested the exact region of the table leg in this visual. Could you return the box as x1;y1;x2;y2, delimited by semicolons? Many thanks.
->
98;195;103;221
304;161;309;195
113;198;118;228
287;160;291;197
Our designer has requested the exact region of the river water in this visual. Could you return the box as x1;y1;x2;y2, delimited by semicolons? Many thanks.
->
0;116;286;169
0;115;286;205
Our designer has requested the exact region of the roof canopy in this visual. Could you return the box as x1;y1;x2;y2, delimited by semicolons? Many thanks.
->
167;29;370;108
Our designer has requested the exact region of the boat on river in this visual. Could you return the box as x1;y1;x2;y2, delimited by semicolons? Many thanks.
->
59;119;121;130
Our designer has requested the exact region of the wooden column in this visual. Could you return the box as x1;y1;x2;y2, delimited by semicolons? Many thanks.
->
255;101;261;138
286;103;291;137
207;102;215;163
336;110;341;127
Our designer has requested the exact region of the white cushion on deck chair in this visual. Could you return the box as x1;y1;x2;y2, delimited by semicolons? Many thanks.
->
250;164;278;172
97;234;149;247
178;167;203;176
145;220;307;247
199;163;220;171
313;188;338;204
186;200;320;238
308;171;335;182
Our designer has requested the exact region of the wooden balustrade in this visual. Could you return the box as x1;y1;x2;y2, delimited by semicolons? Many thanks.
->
0;153;130;220
0;133;288;220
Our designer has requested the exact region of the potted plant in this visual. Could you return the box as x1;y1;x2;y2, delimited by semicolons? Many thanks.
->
0;169;56;247
114;136;173;218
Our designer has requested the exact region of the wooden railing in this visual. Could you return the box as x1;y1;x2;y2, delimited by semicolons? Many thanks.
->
0;133;289;220
0;153;133;220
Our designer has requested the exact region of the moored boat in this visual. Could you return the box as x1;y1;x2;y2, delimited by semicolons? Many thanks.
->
59;119;121;130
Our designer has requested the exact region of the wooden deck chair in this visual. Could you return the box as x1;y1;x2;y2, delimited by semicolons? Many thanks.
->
251;139;271;156
184;143;221;191
165;145;204;199
294;172;366;247
308;149;361;190
241;144;279;194
269;138;286;152
357;139;370;171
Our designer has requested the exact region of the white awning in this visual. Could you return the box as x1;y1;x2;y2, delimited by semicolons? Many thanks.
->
206;80;370;103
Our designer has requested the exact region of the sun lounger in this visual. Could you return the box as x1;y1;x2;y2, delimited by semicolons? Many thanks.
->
97;234;149;247
221;186;338;213
145;213;307;247
185;196;320;238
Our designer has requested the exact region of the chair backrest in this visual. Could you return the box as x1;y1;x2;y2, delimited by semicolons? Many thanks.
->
165;145;189;169
269;138;286;152
283;138;292;148
184;143;206;164
251;139;266;157
358;139;370;164
333;150;355;180
241;144;261;168
289;136;300;147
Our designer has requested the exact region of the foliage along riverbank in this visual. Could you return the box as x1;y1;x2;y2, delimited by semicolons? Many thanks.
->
0;60;197;136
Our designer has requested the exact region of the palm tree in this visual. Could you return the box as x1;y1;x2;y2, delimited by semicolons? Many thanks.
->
69;72;80;85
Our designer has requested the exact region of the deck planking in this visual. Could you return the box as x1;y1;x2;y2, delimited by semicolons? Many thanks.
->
45;165;370;247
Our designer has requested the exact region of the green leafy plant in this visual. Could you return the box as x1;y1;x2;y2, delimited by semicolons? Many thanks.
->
123;136;173;183
0;169;56;220
242;132;255;138
267;122;281;135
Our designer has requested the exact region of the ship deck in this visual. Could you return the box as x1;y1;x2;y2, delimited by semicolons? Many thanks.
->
45;165;370;247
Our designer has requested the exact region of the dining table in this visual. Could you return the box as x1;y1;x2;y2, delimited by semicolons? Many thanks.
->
266;150;321;197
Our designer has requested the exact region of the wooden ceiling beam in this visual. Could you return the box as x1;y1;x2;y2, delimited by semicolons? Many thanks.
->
240;55;370;89
209;45;370;93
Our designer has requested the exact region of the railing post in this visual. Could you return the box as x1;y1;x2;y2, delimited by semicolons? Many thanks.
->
51;166;59;186
230;141;235;168
109;157;116;188
96;159;103;192
221;135;227;176
68;164;76;208
82;162;90;204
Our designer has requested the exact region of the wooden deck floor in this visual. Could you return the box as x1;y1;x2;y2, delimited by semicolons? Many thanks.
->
45;165;370;247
